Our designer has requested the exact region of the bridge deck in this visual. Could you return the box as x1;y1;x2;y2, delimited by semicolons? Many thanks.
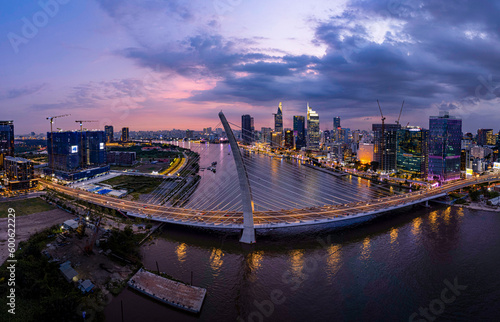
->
42;174;500;230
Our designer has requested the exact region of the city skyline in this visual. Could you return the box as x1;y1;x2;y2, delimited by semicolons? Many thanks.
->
2;1;500;134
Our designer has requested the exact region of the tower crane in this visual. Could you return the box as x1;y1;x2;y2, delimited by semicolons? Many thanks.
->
46;114;70;176
377;100;386;172
396;100;405;126
75;120;98;168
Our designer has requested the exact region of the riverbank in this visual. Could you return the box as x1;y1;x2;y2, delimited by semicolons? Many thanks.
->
456;202;500;213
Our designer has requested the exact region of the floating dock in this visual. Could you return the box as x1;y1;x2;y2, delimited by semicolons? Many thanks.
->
128;268;206;313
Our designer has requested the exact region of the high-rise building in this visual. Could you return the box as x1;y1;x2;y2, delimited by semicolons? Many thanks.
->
396;127;428;178
338;128;350;144
105;125;114;143
352;130;361;144
333;116;341;142
293;115;305;150
3;156;38;190
306;103;320;150
0;120;14;168
241;114;253;144
284;130;294;149
47;130;106;172
372;123;401;171
261;127;272;144
121;127;129;142
477;129;495;146
333;117;341;130
428;112;462;181
274;102;283;134
271;132;282;148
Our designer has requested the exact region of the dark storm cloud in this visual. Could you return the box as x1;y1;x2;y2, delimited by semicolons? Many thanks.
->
105;0;500;120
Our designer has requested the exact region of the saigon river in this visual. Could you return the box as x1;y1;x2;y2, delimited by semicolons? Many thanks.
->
103;142;500;321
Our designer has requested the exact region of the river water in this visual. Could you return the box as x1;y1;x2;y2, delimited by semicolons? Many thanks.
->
104;142;500;321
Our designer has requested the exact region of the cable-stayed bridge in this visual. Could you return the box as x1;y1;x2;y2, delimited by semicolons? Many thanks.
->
41;112;500;244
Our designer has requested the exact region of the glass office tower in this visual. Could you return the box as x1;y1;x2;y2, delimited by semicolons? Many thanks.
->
396;127;428;178
428;113;462;181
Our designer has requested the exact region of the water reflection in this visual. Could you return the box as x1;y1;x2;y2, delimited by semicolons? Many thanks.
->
390;227;398;244
290;249;305;276
429;210;439;232
443;207;451;224
176;243;187;263
412;217;423;236
360;237;371;261
209;248;224;273
247;251;264;272
326;245;342;280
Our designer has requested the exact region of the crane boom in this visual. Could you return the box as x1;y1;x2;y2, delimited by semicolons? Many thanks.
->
376;100;386;172
377;100;385;120
396;100;405;125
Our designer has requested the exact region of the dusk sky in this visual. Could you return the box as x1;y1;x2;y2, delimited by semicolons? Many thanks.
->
1;0;500;135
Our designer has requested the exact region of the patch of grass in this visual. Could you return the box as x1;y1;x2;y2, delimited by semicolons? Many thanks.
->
99;175;164;195
0;197;55;218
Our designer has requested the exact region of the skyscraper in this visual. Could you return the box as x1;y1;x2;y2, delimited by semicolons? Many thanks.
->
333;117;341;130
428;112;462;181
274;102;283;134
372;123;401;171
105;125;114;143
293;115;305;150
306;103;320;150
477;129;495;146
0;120;14;168
333;116;341;142
241;114;253;144
284;130;294;149
261;127;272;144
396;127;428;178
121;127;129;142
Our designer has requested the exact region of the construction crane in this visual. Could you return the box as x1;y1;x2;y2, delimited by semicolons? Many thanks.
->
46;114;70;176
376;100;386;172
396;100;405;126
75;120;98;168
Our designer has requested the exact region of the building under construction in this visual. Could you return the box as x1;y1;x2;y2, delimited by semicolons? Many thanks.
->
46;130;109;181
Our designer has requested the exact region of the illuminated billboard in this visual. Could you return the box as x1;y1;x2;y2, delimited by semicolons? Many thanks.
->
100;142;105;150
494;162;500;169
71;145;78;153
466;168;473;176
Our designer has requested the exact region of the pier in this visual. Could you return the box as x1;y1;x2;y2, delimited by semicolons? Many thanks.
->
128;268;207;313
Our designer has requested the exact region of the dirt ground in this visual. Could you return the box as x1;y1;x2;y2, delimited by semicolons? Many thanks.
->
0;208;74;265
44;228;133;290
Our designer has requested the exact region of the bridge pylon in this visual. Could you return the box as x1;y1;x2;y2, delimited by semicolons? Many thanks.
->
218;111;256;244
